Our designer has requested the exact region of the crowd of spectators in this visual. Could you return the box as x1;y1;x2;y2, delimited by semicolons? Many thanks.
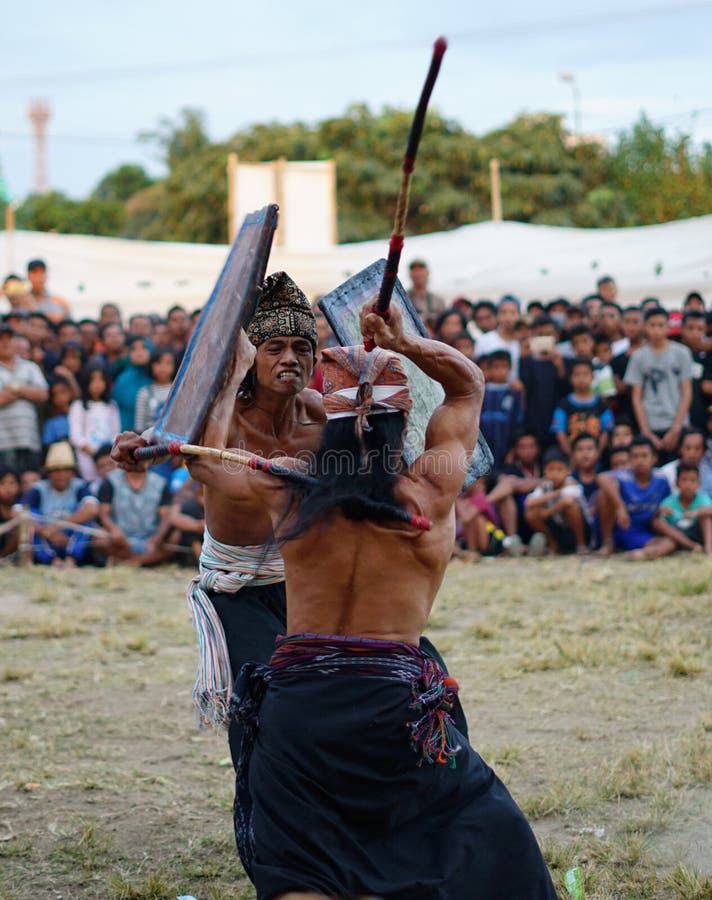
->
1;255;712;567
407;260;712;562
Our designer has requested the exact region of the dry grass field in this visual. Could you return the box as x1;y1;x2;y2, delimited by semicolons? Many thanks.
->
0;556;711;900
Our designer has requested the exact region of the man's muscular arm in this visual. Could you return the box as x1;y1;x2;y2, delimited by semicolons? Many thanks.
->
361;304;484;496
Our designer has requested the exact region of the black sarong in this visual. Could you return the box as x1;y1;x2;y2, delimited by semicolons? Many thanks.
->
231;634;556;900
210;583;467;768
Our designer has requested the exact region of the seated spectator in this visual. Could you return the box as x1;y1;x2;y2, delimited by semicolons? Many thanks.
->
608;445;631;470
610;417;635;449
656;463;712;555
454;477;508;560
42;375;73;449
96;467;172;566
12;333;32;360
0;322;49;472
597;435;671;558
658;428;712;495
524;446;591;555
551;358;614;455
479;350;523;469
165;479;205;566
0;465;20;558
134;346;175;433
68;363;121;481
486;429;544;545
519;314;567;449
112;336;153;431
570;432;601;544
89;443;117;497
20;467;41;495
25;441;98;567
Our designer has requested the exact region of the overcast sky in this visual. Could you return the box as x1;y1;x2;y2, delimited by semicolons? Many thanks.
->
2;0;712;200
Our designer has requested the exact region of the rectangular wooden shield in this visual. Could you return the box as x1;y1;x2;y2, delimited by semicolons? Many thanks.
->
318;259;493;486
151;204;279;444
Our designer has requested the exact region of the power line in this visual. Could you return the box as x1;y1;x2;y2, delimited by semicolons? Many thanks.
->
1;2;711;90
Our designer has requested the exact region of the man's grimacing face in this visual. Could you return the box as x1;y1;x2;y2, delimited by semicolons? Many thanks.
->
253;336;314;394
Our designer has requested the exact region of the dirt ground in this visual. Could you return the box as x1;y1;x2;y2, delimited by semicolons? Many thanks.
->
0;556;710;900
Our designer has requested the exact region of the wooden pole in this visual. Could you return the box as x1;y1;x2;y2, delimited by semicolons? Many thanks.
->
328;158;338;246
274;156;286;247
490;158;502;223
227;153;238;243
17;509;32;566
5;202;16;272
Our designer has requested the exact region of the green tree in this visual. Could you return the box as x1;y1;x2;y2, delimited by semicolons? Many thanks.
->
92;164;154;203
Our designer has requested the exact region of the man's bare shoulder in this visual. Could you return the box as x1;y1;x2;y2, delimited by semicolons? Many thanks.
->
298;388;326;423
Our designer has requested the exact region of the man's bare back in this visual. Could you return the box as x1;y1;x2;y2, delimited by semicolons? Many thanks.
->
188;304;483;646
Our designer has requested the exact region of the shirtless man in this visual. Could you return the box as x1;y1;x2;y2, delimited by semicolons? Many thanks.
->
112;272;324;764
188;304;556;899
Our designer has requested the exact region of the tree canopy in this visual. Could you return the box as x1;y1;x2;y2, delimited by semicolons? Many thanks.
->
11;107;712;243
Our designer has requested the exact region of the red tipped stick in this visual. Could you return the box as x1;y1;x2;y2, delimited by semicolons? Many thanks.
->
365;36;448;351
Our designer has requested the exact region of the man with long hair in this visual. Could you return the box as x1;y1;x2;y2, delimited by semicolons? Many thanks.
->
186;303;556;899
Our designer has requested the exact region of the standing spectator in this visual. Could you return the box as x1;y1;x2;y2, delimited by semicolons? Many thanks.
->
165;305;190;365
524;447;590;555
77;318;100;357
452;331;475;360
433;308;468;345
0;466;20;558
683;291;705;313
624;307;693;464
597;435;671;558
592;335;617;399
473;301;497;336
112;336;153;431
479;350;523;469
25;441;98;567
551;359;614;456
56;320;79;344
127;314;153;339
25;312;58;372
2;274;33;313
519;315;568;449
679;310;712;429
598;303;628;356
99;322;128;378
474;297;522;380
53;341;85;398
611;307;646;420
134;347;175;433
68;363;121;481
596;276;618;304
26;259;71;324
42;375;73;448
98;303;122;329
581;295;604;331
96;467;173;565
406;259;445;328
0;323;48;472
657;464;712;555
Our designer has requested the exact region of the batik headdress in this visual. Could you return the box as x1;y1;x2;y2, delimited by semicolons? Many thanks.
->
246;271;317;352
321;345;412;438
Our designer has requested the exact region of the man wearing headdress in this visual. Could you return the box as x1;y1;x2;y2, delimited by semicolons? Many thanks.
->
113;272;324;761
186;302;556;899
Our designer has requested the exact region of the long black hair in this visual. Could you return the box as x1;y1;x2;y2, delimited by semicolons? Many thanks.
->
279;411;408;541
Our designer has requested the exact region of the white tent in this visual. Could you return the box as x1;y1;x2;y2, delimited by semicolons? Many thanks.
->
2;215;712;319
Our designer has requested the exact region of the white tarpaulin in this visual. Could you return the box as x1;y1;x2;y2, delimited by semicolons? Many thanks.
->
2;215;711;320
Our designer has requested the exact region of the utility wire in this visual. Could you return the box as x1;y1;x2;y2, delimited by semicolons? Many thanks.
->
1;1;711;90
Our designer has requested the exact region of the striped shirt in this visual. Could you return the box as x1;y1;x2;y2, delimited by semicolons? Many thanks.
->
0;357;48;452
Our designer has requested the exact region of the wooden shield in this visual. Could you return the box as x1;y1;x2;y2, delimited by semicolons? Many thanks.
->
151;204;278;444
318;259;493;486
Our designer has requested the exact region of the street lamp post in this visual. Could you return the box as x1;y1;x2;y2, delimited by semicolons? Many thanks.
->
559;71;581;137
